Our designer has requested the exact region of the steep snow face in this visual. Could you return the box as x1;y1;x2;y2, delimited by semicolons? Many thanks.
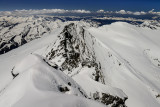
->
43;23;104;81
42;22;128;106
0;54;105;107
0;15;100;55
0;16;63;54
88;22;160;107
42;21;160;107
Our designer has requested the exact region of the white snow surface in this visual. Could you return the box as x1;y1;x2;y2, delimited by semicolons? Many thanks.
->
0;21;160;107
0;54;105;107
88;22;160;107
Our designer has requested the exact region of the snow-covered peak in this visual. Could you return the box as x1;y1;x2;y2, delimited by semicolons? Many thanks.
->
42;22;128;106
0;20;160;107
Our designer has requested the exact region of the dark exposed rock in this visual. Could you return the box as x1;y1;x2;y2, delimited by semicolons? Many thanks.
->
68;82;71;86
78;87;87;98
43;59;59;70
93;92;127;107
156;94;160;98
58;86;69;92
11;67;19;79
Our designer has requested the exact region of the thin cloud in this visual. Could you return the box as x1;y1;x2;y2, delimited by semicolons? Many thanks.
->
0;9;160;16
0;9;91;16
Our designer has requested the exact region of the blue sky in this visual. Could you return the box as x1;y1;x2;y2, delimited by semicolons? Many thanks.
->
0;0;160;11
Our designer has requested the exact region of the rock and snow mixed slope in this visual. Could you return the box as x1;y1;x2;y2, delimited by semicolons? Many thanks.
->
0;16;99;55
0;16;63;54
0;20;160;107
88;22;160;107
0;54;105;107
42;22;128;106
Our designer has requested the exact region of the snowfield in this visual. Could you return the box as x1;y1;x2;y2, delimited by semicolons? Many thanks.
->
0;20;160;107
0;54;105;107
88;22;160;106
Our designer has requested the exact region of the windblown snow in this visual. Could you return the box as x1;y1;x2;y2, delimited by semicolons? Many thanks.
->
0;17;160;107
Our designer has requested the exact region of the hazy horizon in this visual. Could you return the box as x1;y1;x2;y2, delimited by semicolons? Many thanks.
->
1;0;160;11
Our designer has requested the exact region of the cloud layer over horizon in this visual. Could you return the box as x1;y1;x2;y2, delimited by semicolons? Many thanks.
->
0;9;160;16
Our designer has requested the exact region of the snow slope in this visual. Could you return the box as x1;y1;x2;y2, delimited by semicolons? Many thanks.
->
41;22;128;106
0;16;63;54
88;22;160;107
0;54;105;107
0;20;160;107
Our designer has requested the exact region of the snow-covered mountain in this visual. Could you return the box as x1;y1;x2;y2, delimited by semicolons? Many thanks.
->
0;16;160;107
0;16;63;54
0;16;100;55
140;20;160;29
41;22;128;106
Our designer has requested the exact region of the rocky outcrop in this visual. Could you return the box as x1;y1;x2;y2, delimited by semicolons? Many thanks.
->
44;22;128;106
92;92;127;107
45;23;105;84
